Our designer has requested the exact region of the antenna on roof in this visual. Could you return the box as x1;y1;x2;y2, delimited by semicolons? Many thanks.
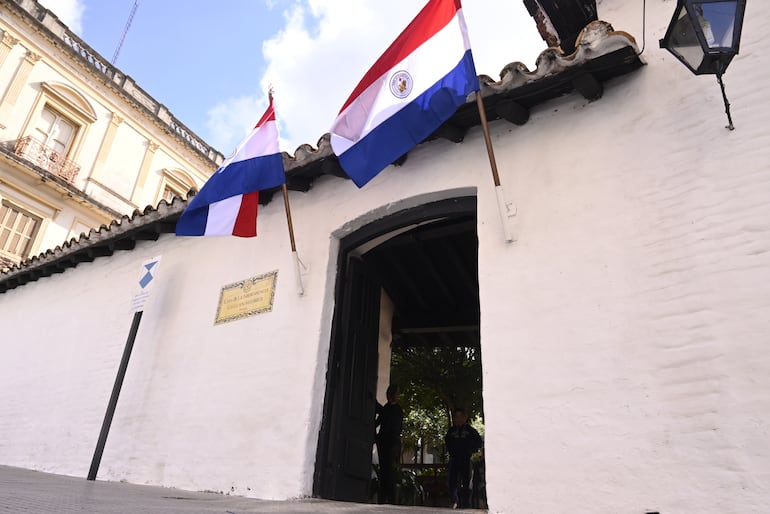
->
111;0;139;65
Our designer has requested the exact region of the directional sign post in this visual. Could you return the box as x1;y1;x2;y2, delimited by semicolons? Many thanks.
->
88;256;161;481
131;256;161;312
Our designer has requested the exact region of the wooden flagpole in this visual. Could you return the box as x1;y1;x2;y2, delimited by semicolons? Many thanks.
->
282;183;305;295
269;86;304;295
475;92;515;243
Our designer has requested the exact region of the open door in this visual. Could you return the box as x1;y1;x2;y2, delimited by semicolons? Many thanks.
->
315;256;380;502
314;196;478;504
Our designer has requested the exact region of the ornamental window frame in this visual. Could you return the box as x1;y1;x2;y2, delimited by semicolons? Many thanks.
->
156;168;196;205
20;82;97;164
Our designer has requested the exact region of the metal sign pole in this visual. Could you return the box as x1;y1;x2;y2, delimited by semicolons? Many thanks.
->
87;255;160;481
87;310;143;481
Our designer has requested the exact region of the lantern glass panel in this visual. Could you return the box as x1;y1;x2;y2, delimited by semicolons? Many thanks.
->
692;1;738;48
669;7;705;70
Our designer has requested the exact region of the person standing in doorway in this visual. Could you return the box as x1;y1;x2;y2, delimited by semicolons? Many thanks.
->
375;384;403;504
445;407;483;509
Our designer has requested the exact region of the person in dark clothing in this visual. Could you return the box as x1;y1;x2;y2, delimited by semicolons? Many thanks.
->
375;384;403;504
444;407;483;509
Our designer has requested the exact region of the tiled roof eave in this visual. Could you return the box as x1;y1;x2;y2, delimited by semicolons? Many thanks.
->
0;199;184;293
271;20;643;201
0;21;643;293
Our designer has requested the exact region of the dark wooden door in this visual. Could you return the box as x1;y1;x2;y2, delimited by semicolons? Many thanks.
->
317;256;381;502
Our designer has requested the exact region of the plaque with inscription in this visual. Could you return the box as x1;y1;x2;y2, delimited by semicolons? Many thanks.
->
214;270;277;325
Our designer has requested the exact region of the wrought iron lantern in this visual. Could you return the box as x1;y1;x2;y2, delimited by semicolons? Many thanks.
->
659;0;747;129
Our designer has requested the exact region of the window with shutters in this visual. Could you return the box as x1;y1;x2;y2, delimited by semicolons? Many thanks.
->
12;105;82;182
0;201;42;261
34;106;76;156
14;82;97;183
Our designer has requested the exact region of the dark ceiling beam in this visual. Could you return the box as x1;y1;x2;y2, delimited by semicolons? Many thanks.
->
258;189;276;206
73;252;95;263
435;238;478;296
321;159;347;178
49;261;69;274
155;221;178;233
408;237;457;309
412;219;476;242
373;253;430;312
433;122;468;143
287;175;314;192
132;229;161;241
393;308;479;331
495;99;530;126
572;72;603;100
88;245;114;258
0;279;17;292
398;325;479;334
113;238;136;251
373;219;475;252
392;153;408;167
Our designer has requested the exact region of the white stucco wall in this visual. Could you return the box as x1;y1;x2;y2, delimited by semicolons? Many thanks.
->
476;2;770;512
1;1;769;512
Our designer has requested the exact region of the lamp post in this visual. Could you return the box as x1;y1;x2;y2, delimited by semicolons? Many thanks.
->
659;0;747;130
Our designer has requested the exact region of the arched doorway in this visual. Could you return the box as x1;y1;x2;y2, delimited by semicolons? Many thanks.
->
313;196;482;505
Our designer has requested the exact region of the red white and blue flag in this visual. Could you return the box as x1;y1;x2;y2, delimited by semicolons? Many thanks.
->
330;0;479;188
176;97;285;237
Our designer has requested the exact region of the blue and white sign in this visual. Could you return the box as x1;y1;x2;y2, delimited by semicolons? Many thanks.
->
131;255;162;312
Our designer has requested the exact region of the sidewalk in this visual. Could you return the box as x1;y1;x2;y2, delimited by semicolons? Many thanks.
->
0;465;478;513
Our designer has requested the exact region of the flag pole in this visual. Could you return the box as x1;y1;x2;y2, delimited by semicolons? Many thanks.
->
268;86;304;295
281;183;304;296
475;91;515;243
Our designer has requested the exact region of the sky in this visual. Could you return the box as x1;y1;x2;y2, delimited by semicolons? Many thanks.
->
37;0;548;156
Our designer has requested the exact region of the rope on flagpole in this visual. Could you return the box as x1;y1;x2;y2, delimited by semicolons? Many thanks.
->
475;91;515;243
282;184;305;295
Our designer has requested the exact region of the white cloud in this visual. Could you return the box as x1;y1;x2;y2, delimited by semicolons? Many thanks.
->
207;1;546;154
37;0;85;35
205;95;264;155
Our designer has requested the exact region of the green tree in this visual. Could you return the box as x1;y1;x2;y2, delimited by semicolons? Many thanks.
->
391;345;483;460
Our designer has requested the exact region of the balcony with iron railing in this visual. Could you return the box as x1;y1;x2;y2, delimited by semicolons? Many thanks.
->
13;136;81;184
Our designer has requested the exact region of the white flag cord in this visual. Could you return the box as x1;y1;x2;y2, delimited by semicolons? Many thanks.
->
476;91;516;243
282;184;306;296
495;185;515;243
292;250;305;296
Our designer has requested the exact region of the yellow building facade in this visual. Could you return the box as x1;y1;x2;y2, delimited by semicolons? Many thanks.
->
0;0;224;269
